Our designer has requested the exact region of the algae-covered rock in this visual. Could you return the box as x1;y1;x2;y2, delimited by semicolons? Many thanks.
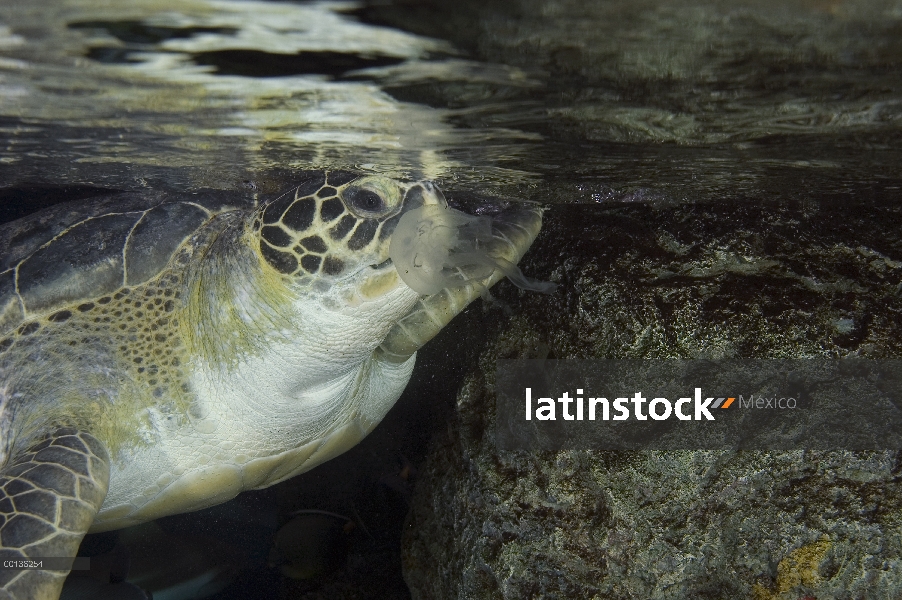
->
402;196;902;599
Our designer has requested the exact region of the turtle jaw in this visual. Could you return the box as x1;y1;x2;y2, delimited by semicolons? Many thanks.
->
346;259;407;304
375;203;545;363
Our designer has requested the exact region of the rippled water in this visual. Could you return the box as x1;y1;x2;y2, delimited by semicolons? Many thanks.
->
3;0;899;202
2;0;901;598
0;0;539;195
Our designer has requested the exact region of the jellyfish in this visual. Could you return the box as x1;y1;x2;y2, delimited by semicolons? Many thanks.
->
389;204;556;295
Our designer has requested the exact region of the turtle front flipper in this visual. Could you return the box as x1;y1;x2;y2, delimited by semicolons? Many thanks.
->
0;429;110;600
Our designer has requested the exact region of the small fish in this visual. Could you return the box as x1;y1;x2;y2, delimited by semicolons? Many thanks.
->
71;520;242;600
60;541;150;600
268;511;353;580
119;521;242;600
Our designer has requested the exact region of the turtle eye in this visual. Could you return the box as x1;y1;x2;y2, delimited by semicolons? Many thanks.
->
343;186;388;217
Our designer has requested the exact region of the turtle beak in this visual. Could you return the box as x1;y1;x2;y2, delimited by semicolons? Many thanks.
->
400;180;447;212
375;203;544;363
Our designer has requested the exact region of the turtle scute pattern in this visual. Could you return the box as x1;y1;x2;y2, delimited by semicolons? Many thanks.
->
255;170;404;278
0;429;109;599
0;192;243;339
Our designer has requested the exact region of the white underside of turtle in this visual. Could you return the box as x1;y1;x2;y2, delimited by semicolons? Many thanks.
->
0;170;547;599
95;284;419;532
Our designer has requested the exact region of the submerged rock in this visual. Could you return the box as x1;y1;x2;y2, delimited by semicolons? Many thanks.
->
401;196;902;599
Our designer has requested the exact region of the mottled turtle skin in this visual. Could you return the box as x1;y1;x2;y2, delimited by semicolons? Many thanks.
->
0;171;544;599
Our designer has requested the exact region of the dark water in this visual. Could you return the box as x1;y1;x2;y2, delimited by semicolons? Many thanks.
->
1;0;901;598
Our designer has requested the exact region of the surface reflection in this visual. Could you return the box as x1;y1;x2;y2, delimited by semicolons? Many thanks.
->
0;0;538;192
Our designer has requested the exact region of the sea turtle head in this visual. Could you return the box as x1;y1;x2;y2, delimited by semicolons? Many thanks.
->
249;169;547;363
252;170;440;302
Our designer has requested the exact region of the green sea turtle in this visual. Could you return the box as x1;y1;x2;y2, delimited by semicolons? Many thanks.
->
0;171;545;599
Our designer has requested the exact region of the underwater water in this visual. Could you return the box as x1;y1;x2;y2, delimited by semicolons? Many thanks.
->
1;0;901;598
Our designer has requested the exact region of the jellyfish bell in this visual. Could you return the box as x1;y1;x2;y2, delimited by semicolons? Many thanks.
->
389;204;556;295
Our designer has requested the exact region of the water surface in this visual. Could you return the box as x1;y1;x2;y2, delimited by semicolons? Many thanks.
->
1;0;900;204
